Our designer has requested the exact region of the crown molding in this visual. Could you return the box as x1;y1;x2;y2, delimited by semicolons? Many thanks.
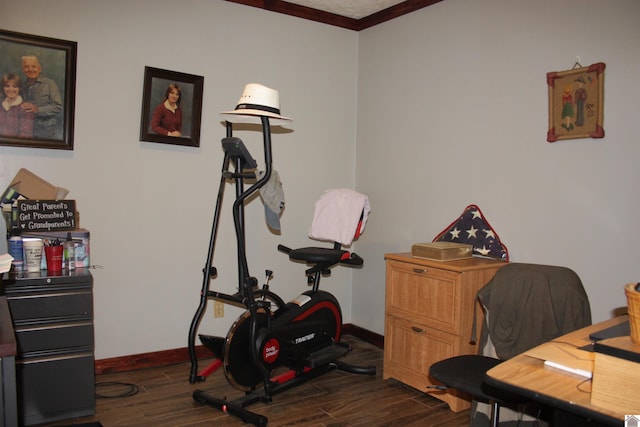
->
224;0;443;31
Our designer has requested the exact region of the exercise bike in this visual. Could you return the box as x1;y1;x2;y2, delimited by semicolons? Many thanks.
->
188;117;376;426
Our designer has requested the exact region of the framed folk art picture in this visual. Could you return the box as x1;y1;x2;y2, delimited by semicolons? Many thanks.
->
547;62;605;143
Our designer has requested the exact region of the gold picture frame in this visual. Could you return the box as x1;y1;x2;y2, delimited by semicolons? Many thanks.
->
547;62;605;143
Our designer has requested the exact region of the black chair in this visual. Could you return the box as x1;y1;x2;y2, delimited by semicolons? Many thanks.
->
429;355;517;427
428;263;592;427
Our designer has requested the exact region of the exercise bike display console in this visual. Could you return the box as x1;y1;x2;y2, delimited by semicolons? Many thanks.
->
187;117;376;426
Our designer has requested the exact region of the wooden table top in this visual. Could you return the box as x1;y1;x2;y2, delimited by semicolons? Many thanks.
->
486;316;629;426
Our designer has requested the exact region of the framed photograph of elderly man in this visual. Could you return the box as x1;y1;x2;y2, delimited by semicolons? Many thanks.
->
140;66;204;147
0;29;77;150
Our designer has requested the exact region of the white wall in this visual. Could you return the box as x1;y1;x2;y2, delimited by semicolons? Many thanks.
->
2;0;639;359
354;0;640;333
0;0;359;359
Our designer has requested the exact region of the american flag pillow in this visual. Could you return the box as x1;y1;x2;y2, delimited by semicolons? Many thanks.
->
433;204;509;261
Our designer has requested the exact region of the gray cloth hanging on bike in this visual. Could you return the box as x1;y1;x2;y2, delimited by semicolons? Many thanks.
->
257;169;285;230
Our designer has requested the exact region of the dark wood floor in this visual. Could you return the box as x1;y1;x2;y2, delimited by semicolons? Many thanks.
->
41;336;470;427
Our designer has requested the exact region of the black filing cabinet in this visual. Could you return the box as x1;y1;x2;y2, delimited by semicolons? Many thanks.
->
3;269;94;426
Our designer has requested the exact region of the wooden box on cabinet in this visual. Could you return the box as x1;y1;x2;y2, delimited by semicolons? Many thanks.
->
383;253;505;412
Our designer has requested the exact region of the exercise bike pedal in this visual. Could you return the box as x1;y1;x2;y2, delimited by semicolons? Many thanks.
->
305;341;350;368
199;334;225;358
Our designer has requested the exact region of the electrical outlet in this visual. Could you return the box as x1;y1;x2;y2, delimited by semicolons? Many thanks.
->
214;301;224;318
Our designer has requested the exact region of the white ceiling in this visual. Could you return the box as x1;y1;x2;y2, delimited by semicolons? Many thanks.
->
284;0;406;19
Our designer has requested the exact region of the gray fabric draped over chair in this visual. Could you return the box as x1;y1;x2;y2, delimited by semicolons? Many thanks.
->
472;263;592;426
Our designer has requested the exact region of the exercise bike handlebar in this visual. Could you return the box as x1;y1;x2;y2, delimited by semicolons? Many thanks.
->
277;244;291;254
341;252;363;266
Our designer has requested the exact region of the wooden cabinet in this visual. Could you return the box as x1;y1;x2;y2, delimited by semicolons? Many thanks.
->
383;253;505;412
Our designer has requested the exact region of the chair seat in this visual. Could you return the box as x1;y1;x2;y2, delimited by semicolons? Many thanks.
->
288;247;346;264
429;355;519;404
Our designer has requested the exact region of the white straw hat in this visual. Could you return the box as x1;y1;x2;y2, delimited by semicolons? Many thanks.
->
221;83;292;125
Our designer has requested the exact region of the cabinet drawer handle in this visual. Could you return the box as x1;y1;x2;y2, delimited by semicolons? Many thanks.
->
411;326;426;333
412;268;427;274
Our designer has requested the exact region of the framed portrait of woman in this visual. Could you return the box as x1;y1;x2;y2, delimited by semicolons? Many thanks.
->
140;66;204;147
0;29;77;150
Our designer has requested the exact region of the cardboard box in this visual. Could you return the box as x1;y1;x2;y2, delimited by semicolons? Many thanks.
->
22;228;90;268
3;168;69;201
411;241;473;261
2;169;71;233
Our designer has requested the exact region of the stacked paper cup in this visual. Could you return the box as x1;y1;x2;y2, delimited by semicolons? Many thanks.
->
22;238;44;273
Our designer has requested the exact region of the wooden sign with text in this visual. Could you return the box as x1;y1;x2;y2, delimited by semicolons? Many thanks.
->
17;200;77;232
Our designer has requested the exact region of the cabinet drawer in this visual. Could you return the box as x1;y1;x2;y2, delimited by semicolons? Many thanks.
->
14;321;94;354
383;315;470;411
384;316;459;386
7;290;93;321
386;260;461;333
17;351;95;426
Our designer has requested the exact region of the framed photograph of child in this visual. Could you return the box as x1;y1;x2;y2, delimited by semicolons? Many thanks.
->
0;29;77;150
547;62;605;143
139;66;204;147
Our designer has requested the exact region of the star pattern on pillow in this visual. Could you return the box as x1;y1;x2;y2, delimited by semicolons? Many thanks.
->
433;204;509;261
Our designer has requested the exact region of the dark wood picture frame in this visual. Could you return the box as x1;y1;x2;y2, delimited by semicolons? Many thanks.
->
0;29;77;150
547;62;605;143
140;66;203;147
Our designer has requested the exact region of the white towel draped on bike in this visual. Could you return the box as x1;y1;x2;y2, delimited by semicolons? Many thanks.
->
308;189;370;246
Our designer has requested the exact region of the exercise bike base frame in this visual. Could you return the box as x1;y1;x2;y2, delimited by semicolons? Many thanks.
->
193;361;375;427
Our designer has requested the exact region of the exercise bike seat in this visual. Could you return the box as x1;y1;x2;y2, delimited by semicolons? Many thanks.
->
278;245;363;267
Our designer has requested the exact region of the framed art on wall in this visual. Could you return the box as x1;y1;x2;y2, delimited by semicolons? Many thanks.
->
140;66;204;147
0;29;77;150
547;62;605;143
